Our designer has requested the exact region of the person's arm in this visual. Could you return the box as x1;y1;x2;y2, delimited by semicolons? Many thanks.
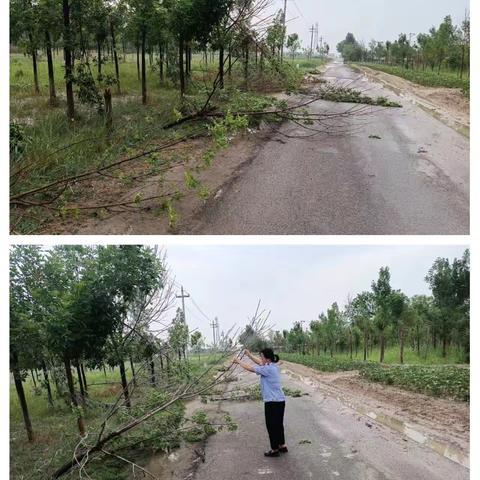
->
232;358;256;373
244;349;262;366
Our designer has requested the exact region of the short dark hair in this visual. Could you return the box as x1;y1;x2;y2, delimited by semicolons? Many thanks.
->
260;348;279;363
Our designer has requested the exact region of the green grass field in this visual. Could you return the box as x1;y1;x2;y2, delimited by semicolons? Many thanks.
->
358;63;469;95
11;366;132;479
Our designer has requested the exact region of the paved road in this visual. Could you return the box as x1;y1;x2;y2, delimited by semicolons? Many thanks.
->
193;366;469;480
185;61;469;235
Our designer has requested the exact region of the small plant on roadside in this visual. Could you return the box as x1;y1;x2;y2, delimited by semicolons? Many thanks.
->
10;121;31;163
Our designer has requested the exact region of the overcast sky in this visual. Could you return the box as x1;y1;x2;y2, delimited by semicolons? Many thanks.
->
165;245;467;343
265;0;469;52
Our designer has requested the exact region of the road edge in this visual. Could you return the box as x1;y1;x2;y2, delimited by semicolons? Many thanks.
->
349;64;469;138
281;363;469;470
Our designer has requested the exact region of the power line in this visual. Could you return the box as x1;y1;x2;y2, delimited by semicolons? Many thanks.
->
189;296;212;323
291;0;304;19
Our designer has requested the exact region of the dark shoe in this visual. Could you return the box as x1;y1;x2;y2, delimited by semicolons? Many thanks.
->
279;446;288;453
264;450;280;457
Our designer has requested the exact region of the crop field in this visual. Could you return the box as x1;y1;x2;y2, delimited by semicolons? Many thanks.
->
359;364;469;401
281;351;469;401
360;63;469;95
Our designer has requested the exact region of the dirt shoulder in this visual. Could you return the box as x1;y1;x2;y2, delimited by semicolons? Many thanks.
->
351;64;469;137
281;361;469;464
41;128;268;235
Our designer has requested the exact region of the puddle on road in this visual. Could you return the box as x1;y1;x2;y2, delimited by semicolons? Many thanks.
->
128;398;210;479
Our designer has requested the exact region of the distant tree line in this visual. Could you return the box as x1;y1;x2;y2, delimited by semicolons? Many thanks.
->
337;14;470;78
270;250;470;364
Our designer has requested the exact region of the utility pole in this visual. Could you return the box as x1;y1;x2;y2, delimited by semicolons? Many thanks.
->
210;317;220;348
176;286;190;360
309;25;315;59
210;318;217;347
281;0;287;63
176;286;190;322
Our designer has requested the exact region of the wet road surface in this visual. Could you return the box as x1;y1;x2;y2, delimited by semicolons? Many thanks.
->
193;365;469;480
185;61;469;235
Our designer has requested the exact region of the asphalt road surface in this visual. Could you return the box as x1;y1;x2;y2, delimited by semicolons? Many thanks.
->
193;366;469;480
186;61;469;235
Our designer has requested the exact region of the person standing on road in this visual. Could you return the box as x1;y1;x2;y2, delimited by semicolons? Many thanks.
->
233;348;288;457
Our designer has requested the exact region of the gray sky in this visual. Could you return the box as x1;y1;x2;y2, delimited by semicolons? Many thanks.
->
166;245;467;344
265;0;469;52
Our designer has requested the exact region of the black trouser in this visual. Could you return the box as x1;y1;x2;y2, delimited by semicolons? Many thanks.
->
264;401;286;450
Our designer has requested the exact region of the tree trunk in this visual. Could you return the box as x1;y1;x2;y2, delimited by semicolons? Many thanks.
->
460;44;465;80
75;361;85;401
103;364;107;377
45;31;56;105
244;41;249;88
80;363;88;395
110;21;120;93
119;359;131;408
141;26;147;104
150;358;155;386
380;332;385;363
159;354;164;371
12;351;34;442
30;369;37;388
179;37;186;97
159;44;164;83
42;361;54;406
129;356;136;386
219;45;224;89
28;31;40;94
399;330;404;364
97;39;102;76
62;0;75;121
188;46;192;77
416;326;420;356
136;42;140;81
64;356;86;436
104;87;113;133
